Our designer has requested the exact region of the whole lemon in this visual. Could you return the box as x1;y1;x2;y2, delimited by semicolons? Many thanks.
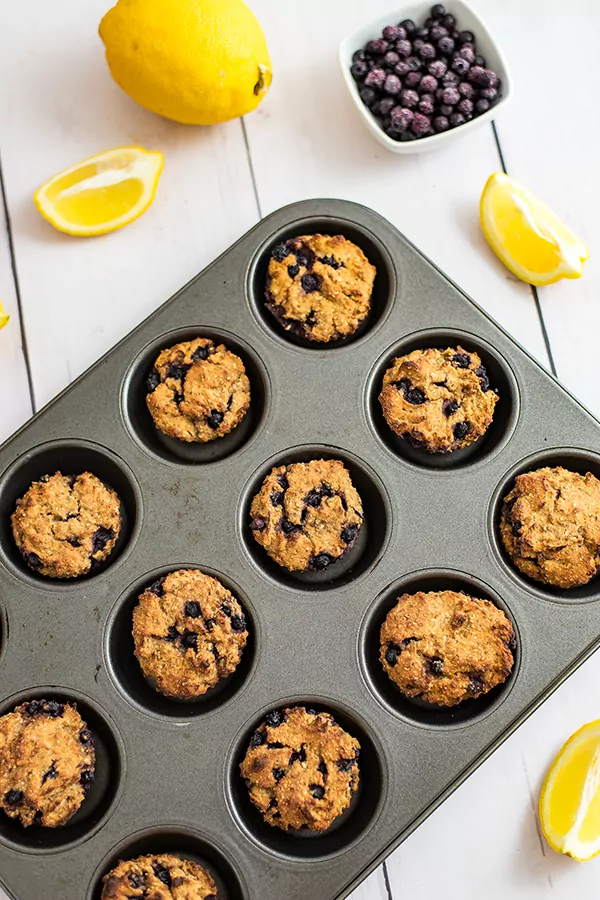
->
99;0;272;125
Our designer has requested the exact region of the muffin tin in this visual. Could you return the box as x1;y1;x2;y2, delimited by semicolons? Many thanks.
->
1;199;600;900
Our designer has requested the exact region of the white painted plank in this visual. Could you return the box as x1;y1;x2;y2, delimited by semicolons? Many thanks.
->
0;0;258;410
0;187;32;444
473;0;600;420
245;0;549;368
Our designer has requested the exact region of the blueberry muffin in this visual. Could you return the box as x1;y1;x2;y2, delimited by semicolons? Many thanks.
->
240;706;360;831
500;466;600;589
132;569;248;699
380;590;516;706
379;346;498;453
0;700;95;827
11;472;121;578
249;459;363;572
146;337;250;443
265;234;376;342
101;853;217;899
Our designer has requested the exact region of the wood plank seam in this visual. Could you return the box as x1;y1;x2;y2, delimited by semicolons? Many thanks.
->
241;117;264;219
0;149;36;413
491;122;558;377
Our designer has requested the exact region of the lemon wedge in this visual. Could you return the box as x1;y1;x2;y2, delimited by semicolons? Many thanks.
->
480;172;588;286
34;146;164;237
0;302;9;330
539;719;600;861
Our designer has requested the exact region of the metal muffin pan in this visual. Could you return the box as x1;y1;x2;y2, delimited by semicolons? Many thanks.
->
1;199;600;900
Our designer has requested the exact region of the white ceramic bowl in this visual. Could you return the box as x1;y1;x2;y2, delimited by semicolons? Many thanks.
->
339;0;513;154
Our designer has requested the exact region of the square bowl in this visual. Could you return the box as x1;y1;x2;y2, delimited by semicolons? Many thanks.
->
339;0;513;154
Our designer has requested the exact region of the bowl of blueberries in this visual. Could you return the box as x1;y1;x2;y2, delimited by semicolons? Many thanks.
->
339;0;513;153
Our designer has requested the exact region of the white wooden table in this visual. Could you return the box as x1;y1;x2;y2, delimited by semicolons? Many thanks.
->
1;1;599;897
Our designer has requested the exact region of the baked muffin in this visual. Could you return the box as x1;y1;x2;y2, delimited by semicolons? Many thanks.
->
101;853;217;899
379;346;498;453
146;337;250;443
132;569;248;699
0;699;95;827
249;459;363;572
265;234;376;342
500;466;600;588
380;590;516;706
240;706;360;831
11;472;121;578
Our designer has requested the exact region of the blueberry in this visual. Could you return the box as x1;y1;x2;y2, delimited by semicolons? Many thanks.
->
366;38;388;56
382;24;402;42
181;631;198;650
453;421;471;440
384;50;400;67
418;95;435;116
341;524;358;544
404;70;421;87
364;67;386;89
428;59;447;78
184;601;201;618
352;49;366;64
458;81;474;98
4;790;23;806
166;363;189;381
231;614;246;633
396;39;412;58
406;55;422;72
221;603;232;617
271;246;289;263
428;657;444;676
411;113;431;135
468;674;485;694
80;769;95;791
442;70;459;85
452;56;470;75
383;74;402;95
289;747;306;764
317;760;327;775
475;98;491;114
419;74;438;93
458;98;474;117
206;409;224;429
301;273;321;293
266;710;285;727
153;864;172;887
272;767;286;782
192;344;214;362
42;763;57;784
442;86;460;106
311;552;335;570
350;60;368;82
385;643;402;665
483;69;499;88
399;88;419;108
389;106;414;132
309;784;325;799
412;38;424;52
250;730;266;748
449;112;466;127
433;115;450;132
474;54;487;67
458;29;474;44
419;42;436;60
452;352;471;368
431;3;446;16
512;520;522;536
92;527;114;555
337;758;355;772
459;45;476;64
164;625;179;643
79;728;93;745
437;35;455;54
281;518;299;534
26;700;64;718
394;60;410;77
359;87;378;108
146;368;161;392
442;13;456;27
415;27;429;39
399;18;416;34
508;633;518;653
429;25;448;42
250;516;267;532
396;378;426;404
442;399;459;417
378;97;395;117
468;65;485;84
480;87;499;102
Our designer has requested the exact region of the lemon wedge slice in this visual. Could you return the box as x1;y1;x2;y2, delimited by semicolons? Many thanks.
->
34;146;164;237
480;172;588;286
0;302;9;330
539;719;600;861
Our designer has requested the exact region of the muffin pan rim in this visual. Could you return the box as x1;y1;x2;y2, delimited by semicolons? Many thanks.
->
0;686;126;856
488;446;600;605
